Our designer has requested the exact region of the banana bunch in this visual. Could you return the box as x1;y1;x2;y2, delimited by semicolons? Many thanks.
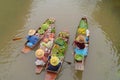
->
59;32;69;38
77;28;86;35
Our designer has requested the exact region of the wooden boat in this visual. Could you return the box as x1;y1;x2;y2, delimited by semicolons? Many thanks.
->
44;31;69;80
73;17;90;71
35;23;56;74
21;18;55;53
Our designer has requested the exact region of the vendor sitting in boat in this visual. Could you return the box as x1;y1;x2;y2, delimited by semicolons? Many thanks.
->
26;29;40;48
73;35;88;60
35;49;47;66
47;55;61;71
73;35;86;49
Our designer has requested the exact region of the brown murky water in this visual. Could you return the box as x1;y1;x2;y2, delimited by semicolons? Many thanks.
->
0;0;120;80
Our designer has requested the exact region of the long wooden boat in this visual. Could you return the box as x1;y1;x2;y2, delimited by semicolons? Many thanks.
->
35;23;56;74
73;17;90;71
21;18;55;53
44;31;69;80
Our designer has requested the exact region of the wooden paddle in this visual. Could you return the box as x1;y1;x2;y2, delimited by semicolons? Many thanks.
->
64;60;72;65
12;37;22;41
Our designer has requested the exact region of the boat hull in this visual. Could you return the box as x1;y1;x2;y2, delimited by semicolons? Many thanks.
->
35;23;56;74
73;17;89;71
35;66;44;74
45;71;57;80
21;40;40;53
75;60;84;70
44;31;69;80
21;18;55;54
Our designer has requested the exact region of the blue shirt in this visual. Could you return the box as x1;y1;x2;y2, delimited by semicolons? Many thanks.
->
74;47;88;56
27;35;40;44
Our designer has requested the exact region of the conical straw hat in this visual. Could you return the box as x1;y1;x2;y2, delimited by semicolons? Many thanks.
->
35;49;44;58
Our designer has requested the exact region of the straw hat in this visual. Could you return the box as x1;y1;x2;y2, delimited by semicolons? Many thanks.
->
35;49;44;58
28;29;36;36
76;35;85;43
50;56;59;66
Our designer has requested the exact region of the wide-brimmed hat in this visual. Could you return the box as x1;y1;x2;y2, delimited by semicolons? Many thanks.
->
74;54;83;61
35;49;44;58
50;56;59;66
76;35;85;43
28;29;36;36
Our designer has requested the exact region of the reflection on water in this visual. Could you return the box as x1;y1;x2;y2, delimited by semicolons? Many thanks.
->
74;71;83;80
0;0;120;80
0;0;32;80
93;0;120;80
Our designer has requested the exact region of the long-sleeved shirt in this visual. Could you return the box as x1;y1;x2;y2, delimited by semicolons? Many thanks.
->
27;35;39;44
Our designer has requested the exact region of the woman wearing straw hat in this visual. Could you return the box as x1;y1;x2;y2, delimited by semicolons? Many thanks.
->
26;29;40;47
73;35;85;49
47;55;61;71
73;35;88;60
35;49;47;66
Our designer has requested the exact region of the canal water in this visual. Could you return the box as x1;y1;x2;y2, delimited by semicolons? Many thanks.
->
0;0;120;80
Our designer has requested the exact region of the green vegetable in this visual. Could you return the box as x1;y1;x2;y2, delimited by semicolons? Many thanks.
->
59;46;65;53
46;20;52;24
56;52;64;59
51;48;58;54
74;54;83;61
55;37;65;46
59;32;69;38
38;29;45;34
47;19;54;24
51;28;55;33
79;20;88;29
41;23;49;31
40;42;47;47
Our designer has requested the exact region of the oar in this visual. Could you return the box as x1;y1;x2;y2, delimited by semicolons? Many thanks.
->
12;37;22;41
64;60;72;65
